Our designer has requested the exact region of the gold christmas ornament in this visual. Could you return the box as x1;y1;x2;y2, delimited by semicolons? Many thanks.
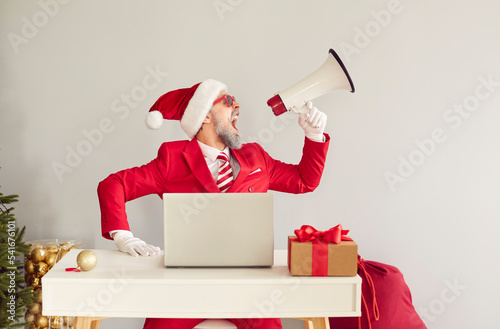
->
60;249;69;258
28;301;42;315
24;239;82;329
34;262;49;276
25;260;35;274
32;279;41;290
46;244;59;253
25;310;35;323
77;250;98;271
45;252;58;267
31;247;46;262
35;314;49;328
35;288;43;303
29;275;41;289
50;315;63;329
66;250;98;272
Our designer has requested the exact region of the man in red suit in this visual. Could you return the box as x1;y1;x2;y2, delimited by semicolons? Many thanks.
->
97;79;330;329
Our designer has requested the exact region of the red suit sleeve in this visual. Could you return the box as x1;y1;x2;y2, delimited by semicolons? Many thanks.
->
97;143;170;239
261;134;330;194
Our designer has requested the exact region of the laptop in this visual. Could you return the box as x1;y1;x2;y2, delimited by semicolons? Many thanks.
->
163;193;274;267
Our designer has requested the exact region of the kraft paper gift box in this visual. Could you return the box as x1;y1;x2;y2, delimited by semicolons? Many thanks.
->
287;225;358;276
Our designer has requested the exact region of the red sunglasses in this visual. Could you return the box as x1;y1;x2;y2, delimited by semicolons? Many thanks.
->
213;94;236;107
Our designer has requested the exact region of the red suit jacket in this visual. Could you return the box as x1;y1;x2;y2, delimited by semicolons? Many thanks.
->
98;135;330;239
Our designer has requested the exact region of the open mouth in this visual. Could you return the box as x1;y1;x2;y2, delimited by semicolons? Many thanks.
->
231;112;239;132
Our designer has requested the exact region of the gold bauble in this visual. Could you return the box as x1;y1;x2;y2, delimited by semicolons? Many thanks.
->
46;244;59;253
25;273;35;285
26;323;37;329
31;247;46;262
25;260;35;274
50;316;63;329
35;288;43;303
34;262;49;277
30;276;41;289
25;310;35;323
46;252;58;267
35;314;49;328
76;250;98;271
60;249;69;258
28;301;42;315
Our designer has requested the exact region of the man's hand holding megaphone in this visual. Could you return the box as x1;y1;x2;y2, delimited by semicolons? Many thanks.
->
298;101;327;142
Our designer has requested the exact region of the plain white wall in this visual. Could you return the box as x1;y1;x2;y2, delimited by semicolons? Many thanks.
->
1;0;499;328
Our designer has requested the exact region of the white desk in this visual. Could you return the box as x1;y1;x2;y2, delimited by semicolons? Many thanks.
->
42;249;361;329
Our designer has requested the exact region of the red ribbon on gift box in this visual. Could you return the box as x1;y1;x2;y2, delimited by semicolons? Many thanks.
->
293;224;352;276
294;224;352;244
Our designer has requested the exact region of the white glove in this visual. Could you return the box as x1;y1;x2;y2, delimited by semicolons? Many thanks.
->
112;230;161;257
298;101;327;142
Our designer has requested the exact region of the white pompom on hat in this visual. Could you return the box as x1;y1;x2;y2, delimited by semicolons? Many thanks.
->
146;79;227;139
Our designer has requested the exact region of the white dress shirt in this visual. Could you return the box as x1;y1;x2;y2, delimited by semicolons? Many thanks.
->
197;140;241;180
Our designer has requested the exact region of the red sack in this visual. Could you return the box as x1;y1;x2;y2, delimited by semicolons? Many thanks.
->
329;257;427;329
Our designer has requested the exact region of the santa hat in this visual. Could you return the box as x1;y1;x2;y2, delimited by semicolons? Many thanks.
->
145;79;227;138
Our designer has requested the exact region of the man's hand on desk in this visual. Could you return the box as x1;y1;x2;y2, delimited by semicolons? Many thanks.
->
112;230;161;257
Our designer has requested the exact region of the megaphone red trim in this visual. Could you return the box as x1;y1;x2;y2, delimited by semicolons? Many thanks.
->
267;94;288;116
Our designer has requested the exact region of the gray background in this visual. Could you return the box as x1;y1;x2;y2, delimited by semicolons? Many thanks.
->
1;0;499;328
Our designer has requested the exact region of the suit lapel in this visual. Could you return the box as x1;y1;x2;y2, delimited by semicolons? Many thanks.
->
182;139;220;193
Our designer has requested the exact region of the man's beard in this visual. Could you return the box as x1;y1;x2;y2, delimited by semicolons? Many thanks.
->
213;111;242;150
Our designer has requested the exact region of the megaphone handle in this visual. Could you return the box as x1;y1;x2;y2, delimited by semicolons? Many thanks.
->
290;103;311;117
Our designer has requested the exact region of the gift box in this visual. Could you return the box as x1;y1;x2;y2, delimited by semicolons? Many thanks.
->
288;225;358;276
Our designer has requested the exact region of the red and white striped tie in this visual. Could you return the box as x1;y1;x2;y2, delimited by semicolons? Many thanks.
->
216;153;233;192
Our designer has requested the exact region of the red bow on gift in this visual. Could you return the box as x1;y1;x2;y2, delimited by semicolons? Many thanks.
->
291;224;353;276
294;224;353;244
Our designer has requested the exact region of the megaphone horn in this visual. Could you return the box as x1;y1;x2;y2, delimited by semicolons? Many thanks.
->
267;48;355;116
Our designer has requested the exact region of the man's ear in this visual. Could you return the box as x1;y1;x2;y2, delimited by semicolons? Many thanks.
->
203;112;212;124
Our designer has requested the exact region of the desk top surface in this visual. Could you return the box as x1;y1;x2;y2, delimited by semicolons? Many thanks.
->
43;249;359;284
42;249;361;318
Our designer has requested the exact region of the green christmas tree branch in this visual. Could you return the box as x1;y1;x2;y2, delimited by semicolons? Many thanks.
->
1;183;36;328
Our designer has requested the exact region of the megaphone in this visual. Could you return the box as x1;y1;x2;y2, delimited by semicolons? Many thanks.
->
267;48;355;116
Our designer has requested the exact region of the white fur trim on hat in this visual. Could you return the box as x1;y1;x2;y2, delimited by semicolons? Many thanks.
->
180;79;227;139
145;110;164;130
